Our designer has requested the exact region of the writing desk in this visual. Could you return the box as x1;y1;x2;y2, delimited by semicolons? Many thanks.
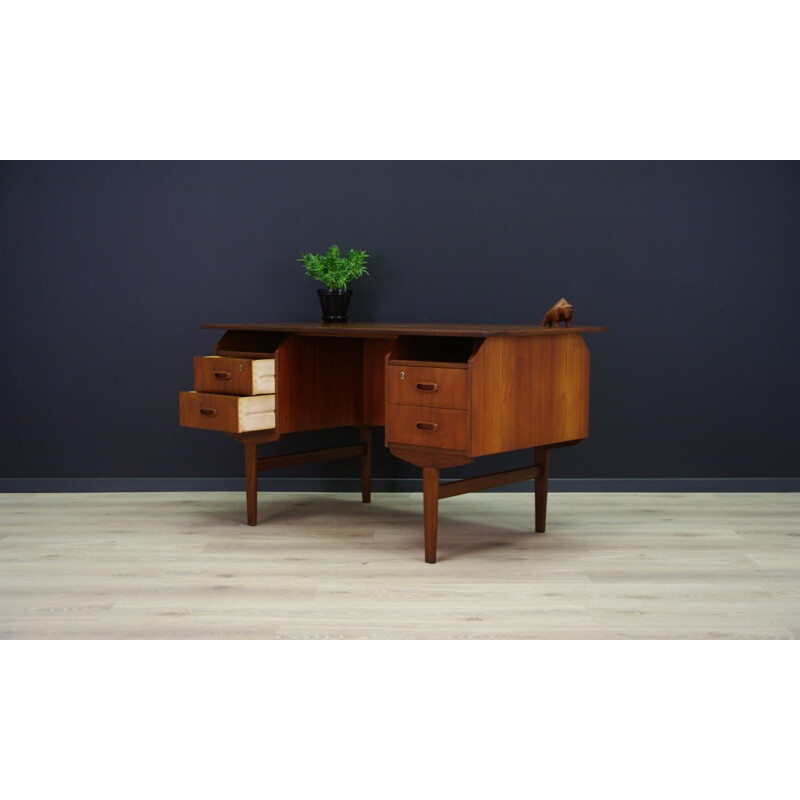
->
179;322;607;562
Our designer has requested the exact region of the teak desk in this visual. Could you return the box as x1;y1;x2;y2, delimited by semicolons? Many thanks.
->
179;323;607;562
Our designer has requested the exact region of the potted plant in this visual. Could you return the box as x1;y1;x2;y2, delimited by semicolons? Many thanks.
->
298;244;371;322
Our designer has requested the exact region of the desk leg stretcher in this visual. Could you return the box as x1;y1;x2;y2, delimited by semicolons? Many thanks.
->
389;444;555;563
238;435;569;560
239;427;374;526
422;456;548;564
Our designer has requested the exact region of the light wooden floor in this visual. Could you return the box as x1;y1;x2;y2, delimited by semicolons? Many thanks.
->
1;491;798;639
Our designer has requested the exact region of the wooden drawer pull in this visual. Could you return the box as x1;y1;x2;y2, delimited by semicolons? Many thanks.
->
213;371;231;380
415;382;439;392
415;422;439;432
199;407;217;416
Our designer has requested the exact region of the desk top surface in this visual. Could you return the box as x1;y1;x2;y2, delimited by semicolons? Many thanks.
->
202;322;609;338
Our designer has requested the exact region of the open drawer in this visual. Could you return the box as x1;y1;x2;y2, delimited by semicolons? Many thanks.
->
179;391;276;433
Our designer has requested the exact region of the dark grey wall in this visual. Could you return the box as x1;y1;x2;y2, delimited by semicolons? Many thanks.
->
2;161;799;490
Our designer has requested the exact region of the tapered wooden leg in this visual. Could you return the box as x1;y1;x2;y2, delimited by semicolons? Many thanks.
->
534;446;550;533
359;426;372;504
245;443;258;526
423;467;440;563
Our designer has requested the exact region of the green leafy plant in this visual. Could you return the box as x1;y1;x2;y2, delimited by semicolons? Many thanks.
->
298;244;370;290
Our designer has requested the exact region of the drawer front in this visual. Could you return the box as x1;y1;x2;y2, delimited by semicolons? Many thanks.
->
180;391;275;433
387;365;467;409
385;405;468;451
194;356;275;395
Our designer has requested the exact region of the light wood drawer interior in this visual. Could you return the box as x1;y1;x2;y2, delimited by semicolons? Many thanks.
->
180;391;275;433
385;405;468;451
194;356;275;395
387;365;467;409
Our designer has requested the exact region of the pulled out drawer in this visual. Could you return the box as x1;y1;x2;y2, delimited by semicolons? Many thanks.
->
194;356;275;395
180;391;275;433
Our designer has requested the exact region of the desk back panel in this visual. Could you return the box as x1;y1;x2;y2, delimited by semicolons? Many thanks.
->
275;335;364;433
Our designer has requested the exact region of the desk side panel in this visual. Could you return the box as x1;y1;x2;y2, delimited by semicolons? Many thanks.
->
469;335;589;456
276;335;364;433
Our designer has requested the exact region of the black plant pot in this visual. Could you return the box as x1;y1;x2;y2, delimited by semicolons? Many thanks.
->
318;288;352;323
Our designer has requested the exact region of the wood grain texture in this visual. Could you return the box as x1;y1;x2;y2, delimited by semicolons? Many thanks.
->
362;338;394;426
194;356;275;395
179;392;276;433
388;446;473;469
275;335;363;433
385;406;469;451
470;334;590;456
1;492;798;639
387;365;468;409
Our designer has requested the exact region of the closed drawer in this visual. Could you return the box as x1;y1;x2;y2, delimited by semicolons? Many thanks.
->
387;365;467;409
180;391;275;433
385;405;468;451
194;356;275;395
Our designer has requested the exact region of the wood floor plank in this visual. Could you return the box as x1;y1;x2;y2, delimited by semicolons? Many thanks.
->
0;491;798;639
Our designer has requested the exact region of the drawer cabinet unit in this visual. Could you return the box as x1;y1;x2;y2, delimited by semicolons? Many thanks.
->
180;353;277;435
179;391;275;433
386;365;467;409
385;338;472;455
385;337;474;454
194;356;275;395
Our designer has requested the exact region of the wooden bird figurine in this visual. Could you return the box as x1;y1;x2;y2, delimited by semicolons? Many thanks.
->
541;298;574;327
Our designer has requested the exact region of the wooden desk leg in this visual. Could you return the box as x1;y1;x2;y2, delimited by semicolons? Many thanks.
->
390;448;473;563
423;467;440;563
359;426;372;504
534;446;550;533
245;443;258;526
